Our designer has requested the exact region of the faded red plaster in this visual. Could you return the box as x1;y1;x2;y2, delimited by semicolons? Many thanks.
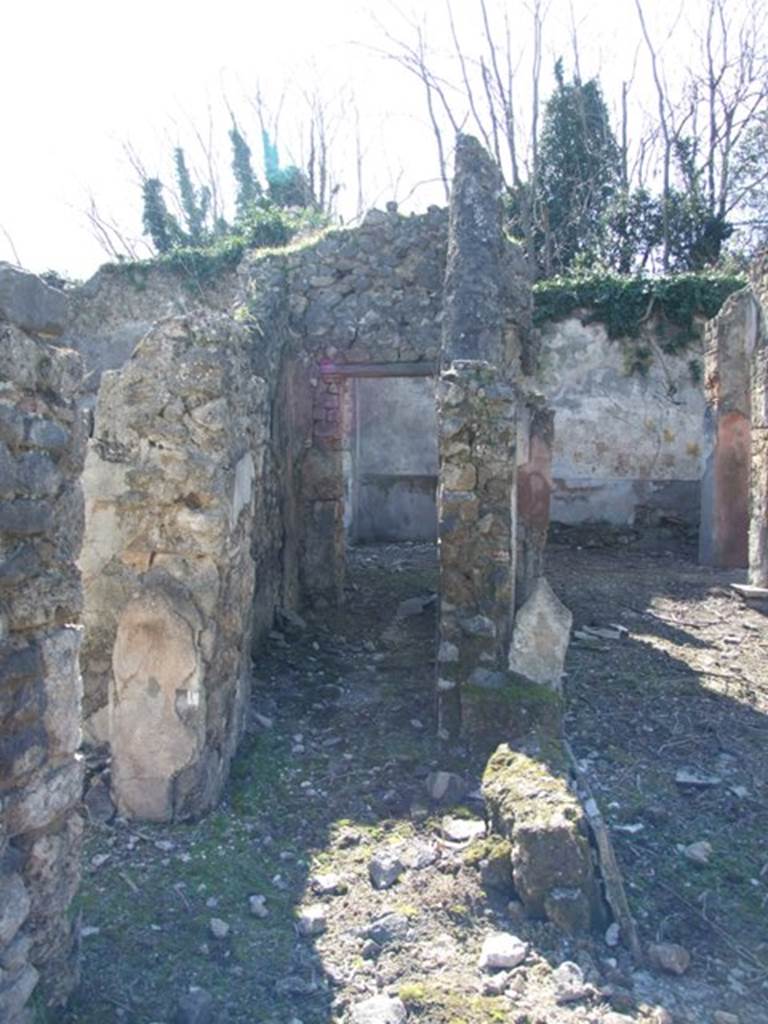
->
518;433;552;531
713;410;750;568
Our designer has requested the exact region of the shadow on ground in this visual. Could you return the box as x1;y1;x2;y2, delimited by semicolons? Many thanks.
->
62;542;768;1024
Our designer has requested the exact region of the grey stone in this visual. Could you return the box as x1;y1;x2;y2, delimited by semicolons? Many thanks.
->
683;840;713;865
552;961;587;1003
0;874;30;947
507;576;572;690
647;942;691;975
441;816;485;842
296;905;327;937
209;918;230;940
425;770;465;803
175;986;214;1024
478;932;528;970
0;263;67;335
368;850;404;890
248;895;268;918
364;913;409;946
310;872;347;896
349;994;407;1024
0;963;39;1022
83;778;115;824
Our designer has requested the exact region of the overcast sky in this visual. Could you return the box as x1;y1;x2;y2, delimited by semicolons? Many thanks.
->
0;0;704;279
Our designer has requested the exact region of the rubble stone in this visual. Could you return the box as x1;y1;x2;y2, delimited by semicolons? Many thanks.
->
0;277;85;1019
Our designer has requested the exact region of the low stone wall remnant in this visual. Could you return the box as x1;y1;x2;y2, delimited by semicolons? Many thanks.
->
0;264;85;1020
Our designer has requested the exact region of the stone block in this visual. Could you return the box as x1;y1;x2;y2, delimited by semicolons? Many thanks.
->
508;577;572;691
4;759;84;836
39;627;83;757
482;743;601;930
0;264;67;336
111;582;204;821
0;874;30;947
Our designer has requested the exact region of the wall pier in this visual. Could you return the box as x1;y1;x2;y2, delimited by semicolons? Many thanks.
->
0;265;85;1020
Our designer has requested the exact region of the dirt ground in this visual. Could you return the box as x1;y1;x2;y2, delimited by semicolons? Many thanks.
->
62;541;768;1024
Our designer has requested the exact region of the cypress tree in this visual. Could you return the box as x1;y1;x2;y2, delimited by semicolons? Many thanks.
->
141;178;175;254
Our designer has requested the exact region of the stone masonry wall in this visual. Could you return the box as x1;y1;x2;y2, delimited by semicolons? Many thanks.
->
0;265;85;1020
435;136;534;741
748;254;768;587
699;289;757;568
80;313;265;820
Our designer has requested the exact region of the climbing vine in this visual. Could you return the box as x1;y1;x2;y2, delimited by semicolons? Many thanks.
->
533;270;746;347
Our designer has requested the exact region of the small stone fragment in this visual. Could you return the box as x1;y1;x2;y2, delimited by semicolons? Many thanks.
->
648;942;691;975
713;1013;740;1024
400;840;439;870
478;932;528;971
553;961;588;1003
649;1009;674;1024
683;840;713;865
349;994;407;1024
297;904;327;937
208;917;230;940
175;986;214;1024
508;576;572;689
369;850;404;890
675;768;721;788
364;913;409;945
441;816;486;842
83;778;116;823
311;872;347;896
249;894;268;917
425;770;465;803
482;970;510;995
605;922;621;947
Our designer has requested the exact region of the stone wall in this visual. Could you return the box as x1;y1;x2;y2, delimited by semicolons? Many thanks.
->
79;313;266;820
698;289;756;568
0;265;85;1020
748;254;768;587
536;315;706;530
61;262;239;408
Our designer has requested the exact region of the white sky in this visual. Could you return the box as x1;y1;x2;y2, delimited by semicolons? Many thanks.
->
0;0;706;279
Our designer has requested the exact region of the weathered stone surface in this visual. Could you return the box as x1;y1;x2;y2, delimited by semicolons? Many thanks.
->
111;582;204;820
748;253;768;588
478;931;528;970
0;287;84;1018
483;742;600;930
79;313;265;821
0;874;30;948
507;577;572;690
699;288;756;569
0;263;67;336
647;942;691;975
349;994;407;1024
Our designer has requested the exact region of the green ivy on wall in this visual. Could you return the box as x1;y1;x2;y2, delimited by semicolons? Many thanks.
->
533;271;746;347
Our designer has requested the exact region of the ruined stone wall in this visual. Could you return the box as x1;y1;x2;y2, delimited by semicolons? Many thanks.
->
748;254;768;586
699;289;756;568
536;315;706;530
79;314;265;820
0;266;85;1019
242;206;451;605
61;263;240;407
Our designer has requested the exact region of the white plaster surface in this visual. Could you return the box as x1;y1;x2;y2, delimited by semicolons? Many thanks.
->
536;317;707;525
